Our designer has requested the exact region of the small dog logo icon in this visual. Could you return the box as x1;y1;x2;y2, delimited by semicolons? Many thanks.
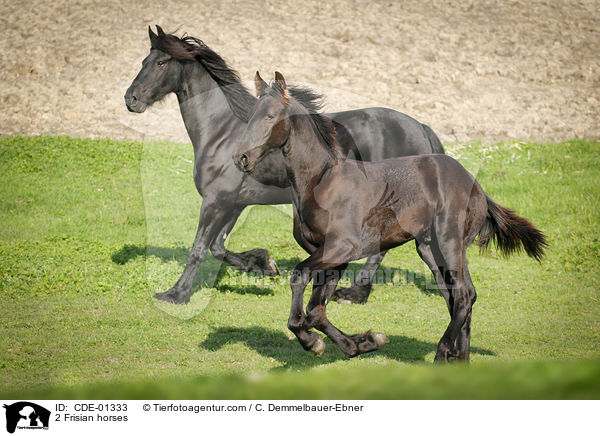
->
3;402;50;434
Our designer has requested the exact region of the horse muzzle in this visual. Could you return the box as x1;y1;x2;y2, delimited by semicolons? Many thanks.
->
124;88;148;113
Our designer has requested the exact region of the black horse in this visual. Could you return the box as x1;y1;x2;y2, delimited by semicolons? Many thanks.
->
124;26;443;304
234;72;547;362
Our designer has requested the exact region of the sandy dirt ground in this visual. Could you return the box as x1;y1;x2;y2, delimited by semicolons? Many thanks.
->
1;0;598;145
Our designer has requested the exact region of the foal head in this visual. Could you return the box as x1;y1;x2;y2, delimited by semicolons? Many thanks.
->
233;72;292;173
234;72;338;173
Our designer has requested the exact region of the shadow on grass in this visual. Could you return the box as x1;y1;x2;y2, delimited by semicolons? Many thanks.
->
199;326;494;370
111;244;275;296
111;244;189;265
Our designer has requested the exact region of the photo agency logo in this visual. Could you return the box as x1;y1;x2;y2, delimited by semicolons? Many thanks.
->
3;402;50;434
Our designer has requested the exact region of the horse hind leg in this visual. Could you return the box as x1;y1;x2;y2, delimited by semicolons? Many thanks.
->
416;238;452;315
455;267;476;361
454;208;483;361
332;250;388;304
433;238;473;363
210;210;280;276
417;217;474;363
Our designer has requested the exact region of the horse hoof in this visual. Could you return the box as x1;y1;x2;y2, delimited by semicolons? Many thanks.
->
267;258;281;276
332;286;369;304
310;337;325;357
372;332;389;347
434;348;456;364
154;288;189;304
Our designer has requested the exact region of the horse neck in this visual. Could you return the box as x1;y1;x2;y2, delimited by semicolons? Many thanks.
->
176;62;245;156
283;114;338;202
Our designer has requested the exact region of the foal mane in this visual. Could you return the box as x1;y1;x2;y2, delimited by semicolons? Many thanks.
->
151;30;257;122
285;86;340;159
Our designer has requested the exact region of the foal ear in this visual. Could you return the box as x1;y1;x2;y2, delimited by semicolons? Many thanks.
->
254;71;269;97
148;26;158;43
273;71;289;102
156;25;165;36
274;71;287;90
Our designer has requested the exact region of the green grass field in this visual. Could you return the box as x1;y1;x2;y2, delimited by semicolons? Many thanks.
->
0;136;598;399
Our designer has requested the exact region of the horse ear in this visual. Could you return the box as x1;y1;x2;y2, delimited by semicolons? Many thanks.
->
273;71;289;102
254;71;268;97
274;71;287;90
148;26;158;42
156;25;165;36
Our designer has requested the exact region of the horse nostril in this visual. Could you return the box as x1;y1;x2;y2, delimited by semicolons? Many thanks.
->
240;154;248;168
131;95;138;104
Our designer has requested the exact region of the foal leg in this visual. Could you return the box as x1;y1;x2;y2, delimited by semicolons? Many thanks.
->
417;236;472;363
332;250;388;304
305;264;389;358
455;266;477;361
287;257;326;355
416;240;452;315
417;239;463;361
210;206;280;276
432;240;472;363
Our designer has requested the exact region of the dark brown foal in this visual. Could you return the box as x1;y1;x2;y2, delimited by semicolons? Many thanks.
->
234;72;547;362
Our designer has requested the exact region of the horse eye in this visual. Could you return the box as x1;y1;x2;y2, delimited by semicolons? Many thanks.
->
157;60;166;66
267;114;275;120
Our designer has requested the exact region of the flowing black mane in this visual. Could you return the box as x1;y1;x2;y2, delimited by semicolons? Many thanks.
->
151;31;257;122
284;86;339;158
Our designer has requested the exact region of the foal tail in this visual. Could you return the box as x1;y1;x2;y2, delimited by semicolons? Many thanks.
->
478;196;548;261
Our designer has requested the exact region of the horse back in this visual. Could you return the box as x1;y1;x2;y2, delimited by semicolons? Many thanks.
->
329;107;443;161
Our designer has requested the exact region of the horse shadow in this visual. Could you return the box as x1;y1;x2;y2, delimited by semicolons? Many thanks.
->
111;244;276;296
111;244;188;265
199;326;495;370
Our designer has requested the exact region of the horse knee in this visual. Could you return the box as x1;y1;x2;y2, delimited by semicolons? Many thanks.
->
305;305;327;329
470;289;477;306
287;316;304;333
290;268;310;289
188;246;208;264
451;287;471;317
210;243;225;259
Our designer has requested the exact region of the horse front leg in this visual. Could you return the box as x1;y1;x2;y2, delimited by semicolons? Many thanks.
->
332;250;388;304
305;265;389;357
154;200;235;304
210;208;280;276
287;261;324;355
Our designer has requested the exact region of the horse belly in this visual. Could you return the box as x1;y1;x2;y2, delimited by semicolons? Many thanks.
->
362;203;431;252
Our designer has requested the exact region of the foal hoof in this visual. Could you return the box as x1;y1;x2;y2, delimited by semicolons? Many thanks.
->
434;348;459;364
310;337;326;357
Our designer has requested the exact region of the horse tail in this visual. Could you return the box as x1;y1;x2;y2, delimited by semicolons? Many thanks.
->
478;195;547;261
422;123;445;154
